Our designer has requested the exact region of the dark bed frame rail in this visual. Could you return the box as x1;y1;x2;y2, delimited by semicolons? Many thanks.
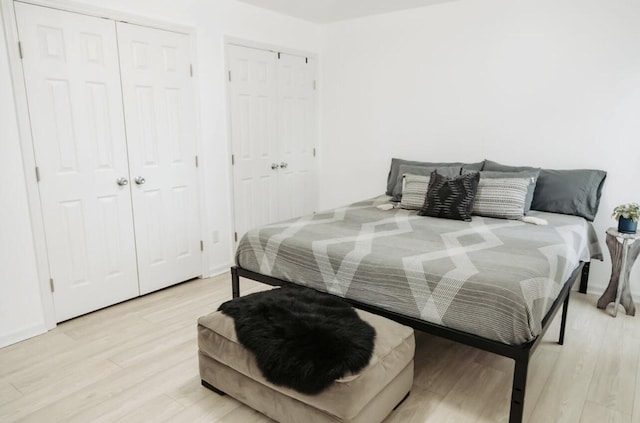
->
230;262;590;423
579;261;591;294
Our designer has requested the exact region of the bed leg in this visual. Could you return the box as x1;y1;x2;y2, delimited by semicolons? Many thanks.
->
231;266;240;298
579;262;590;294
509;356;528;423
559;290;570;345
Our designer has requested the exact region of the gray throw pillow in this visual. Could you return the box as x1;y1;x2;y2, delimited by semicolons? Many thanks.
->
472;178;530;220
386;158;484;195
400;174;431;210
465;169;540;214
483;160;538;173
386;158;463;195
484;160;607;220
461;161;485;172
531;169;607;221
481;161;541;213
391;164;462;201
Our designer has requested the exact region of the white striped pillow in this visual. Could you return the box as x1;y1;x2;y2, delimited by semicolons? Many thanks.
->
400;174;430;210
472;178;530;219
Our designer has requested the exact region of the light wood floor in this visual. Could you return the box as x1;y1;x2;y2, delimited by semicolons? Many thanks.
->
1;273;639;422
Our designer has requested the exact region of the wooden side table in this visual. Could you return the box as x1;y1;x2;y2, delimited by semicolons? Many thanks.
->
597;228;640;316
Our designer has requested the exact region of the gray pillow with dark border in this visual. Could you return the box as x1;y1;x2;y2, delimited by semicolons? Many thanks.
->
484;160;607;221
462;160;485;172
483;160;539;173
531;169;607;221
386;158;484;195
391;164;462;201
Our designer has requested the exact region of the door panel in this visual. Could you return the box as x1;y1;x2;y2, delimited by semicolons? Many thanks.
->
116;22;201;294
227;45;279;239
15;2;139;321
277;53;317;220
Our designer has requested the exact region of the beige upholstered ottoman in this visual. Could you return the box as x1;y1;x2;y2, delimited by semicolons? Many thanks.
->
198;308;415;423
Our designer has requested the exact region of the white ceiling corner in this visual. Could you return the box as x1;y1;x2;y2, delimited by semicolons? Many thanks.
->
235;0;459;23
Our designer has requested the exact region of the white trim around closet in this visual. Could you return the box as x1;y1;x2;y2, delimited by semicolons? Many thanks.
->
1;0;55;331
222;36;320;261
10;0;192;33
0;0;208;330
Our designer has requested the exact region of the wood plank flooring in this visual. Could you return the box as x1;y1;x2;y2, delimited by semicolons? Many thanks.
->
1;273;638;422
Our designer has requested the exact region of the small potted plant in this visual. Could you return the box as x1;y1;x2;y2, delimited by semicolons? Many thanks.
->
612;203;640;234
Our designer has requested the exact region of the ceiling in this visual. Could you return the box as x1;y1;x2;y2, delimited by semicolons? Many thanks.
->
236;0;458;23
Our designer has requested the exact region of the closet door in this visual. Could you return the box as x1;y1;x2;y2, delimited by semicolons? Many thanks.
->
15;3;139;321
116;23;201;294
227;45;279;240
277;53;317;220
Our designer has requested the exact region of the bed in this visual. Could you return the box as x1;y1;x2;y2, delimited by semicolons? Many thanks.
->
231;161;605;423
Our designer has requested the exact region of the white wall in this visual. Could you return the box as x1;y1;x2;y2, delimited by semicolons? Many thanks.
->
319;0;640;295
0;0;320;345
0;15;46;347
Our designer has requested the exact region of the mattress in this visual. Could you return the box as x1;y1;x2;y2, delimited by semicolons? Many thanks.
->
236;196;602;345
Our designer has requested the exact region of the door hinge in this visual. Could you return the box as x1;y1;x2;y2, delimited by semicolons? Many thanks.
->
313;148;316;157
190;64;193;77
49;278;55;293
305;57;308;64
35;166;41;182
18;41;23;59
313;80;316;90
277;52;281;59
231;154;235;165
228;70;231;82
234;232;238;242
195;155;199;168
200;240;204;251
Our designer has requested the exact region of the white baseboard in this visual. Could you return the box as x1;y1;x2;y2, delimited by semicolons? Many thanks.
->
204;262;232;278
0;323;47;348
585;282;640;301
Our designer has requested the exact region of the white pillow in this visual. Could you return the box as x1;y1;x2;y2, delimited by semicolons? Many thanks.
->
400;174;430;210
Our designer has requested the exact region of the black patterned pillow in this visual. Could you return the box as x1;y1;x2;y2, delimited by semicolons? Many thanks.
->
418;171;480;221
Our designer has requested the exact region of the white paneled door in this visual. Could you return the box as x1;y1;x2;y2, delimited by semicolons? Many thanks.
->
227;45;317;241
116;23;201;294
15;3;138;321
227;45;280;240
277;53;317;221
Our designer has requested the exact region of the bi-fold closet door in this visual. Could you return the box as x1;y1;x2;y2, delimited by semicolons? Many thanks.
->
227;44;317;241
15;2;201;322
116;23;201;295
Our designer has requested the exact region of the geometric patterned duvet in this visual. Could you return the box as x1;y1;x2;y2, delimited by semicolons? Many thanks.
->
236;196;602;345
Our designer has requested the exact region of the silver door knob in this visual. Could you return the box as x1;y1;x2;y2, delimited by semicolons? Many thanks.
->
280;162;288;169
135;176;146;185
117;177;129;186
271;163;280;170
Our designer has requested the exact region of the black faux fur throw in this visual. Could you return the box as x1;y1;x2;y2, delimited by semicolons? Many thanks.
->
218;286;376;395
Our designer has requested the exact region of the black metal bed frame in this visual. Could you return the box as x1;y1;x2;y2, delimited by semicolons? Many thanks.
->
230;261;590;423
